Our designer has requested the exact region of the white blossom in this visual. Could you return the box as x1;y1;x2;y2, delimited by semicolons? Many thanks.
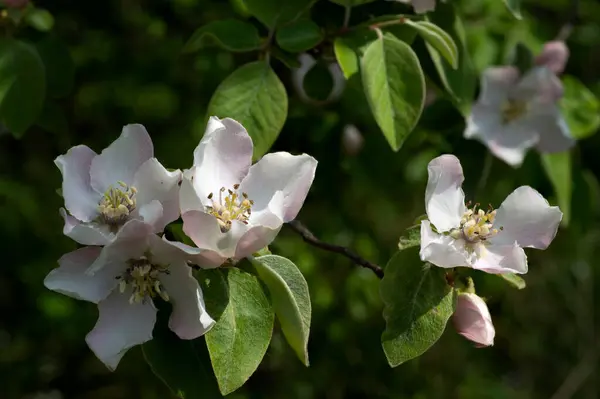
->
44;220;214;370
177;117;317;267
56;124;181;246
393;0;436;13
420;154;562;274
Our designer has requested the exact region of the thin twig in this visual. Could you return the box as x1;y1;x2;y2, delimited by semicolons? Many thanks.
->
556;0;580;41
342;6;351;29
287;220;384;279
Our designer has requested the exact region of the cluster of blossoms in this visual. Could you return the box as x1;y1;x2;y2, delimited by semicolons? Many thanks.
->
44;117;317;370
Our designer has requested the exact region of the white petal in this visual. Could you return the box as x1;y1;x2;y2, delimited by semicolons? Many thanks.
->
239;152;317;222
453;293;495;347
492;186;563;249
235;225;282;260
136;200;164;231
472;242;528;274
192;117;253;200
179;168;204;214
133;158;182;230
419;221;470;268
515;67;563;104
60;208;113;246
85;289;156;371
533;113;575;153
158;237;224;269
478;67;520;107
55;145;99;222
90;124;154;194
410;0;436;13
425;154;466;232
44;247;125;303
159;261;215;340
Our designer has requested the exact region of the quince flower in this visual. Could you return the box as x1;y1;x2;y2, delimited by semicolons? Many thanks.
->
420;155;562;274
56;124;181;245
464;66;574;167
178;117;317;266
452;293;495;347
394;0;435;13
44;220;214;370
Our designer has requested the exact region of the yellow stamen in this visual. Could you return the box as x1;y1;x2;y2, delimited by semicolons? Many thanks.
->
206;185;254;232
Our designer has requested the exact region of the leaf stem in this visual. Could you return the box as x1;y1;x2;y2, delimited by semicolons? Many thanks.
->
343;6;351;29
475;151;493;198
286;220;384;279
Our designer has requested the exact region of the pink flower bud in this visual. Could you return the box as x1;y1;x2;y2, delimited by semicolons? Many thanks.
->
2;0;29;9
535;41;569;75
452;293;495;347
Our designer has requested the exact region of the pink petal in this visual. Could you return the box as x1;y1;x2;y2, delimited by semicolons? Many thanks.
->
90;124;153;194
425;155;466;232
55;145;99;222
60;208;113;246
535;41;569;75
453;293;495;347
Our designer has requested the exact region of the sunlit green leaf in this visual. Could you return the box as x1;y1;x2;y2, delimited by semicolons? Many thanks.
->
561;75;600;140
498;273;526;289
207;61;288;160
251;255;311;366
540;151;572;227
397;224;420;251
183;19;263;53
404;20;458;69
204;267;274;395
361;33;425;151
24;8;54;31
276;19;323;53
503;0;522;19
380;247;456;367
0;38;45;138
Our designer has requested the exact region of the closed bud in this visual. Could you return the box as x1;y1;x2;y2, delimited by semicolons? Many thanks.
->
535;41;569;75
452;293;495;347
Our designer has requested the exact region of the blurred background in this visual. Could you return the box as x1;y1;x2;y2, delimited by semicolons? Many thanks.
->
0;0;598;398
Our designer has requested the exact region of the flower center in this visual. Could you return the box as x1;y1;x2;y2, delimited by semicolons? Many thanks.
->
501;99;528;124
116;256;169;304
450;203;502;244
206;184;254;233
98;181;137;226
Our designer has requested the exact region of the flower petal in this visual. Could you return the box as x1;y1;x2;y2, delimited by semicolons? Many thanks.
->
478;67;520;107
239;152;317;222
133;158;182;230
419;221;470;268
492;186;563;249
515;66;563;104
533;113;575;153
158;261;215;340
159;237;224;269
55;145;99;222
192;117;253;200
179;167;204;214
137;200;164;231
535;41;569;75
90;124;154;194
411;0;436;13
60;208;113;246
235;226;281;260
452;293;495;347
472;242;528;274
425;154;466;232
85;289;156;371
44;247;125;303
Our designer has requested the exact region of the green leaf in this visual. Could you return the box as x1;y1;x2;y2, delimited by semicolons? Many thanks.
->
36;101;67;135
251;255;311;366
243;0;315;28
404;20;458;69
561;75;600;140
275;19;323;53
36;36;74;98
183;19;263;53
24;8;55;32
541;151;572;227
397;224;420;251
498;273;526;290
0;38;45;138
329;0;375;6
204;267;274;395
142;303;221;399
207;61;288;160
503;0;522;19
510;42;534;74
380;247;456;367
361;33;425;151
426;3;476;114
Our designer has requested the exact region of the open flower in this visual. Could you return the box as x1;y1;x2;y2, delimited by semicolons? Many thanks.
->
394;0;436;13
453;293;495;347
43;220;214;370
56;124;181;246
178;117;317;266
420;155;562;274
464;66;574;167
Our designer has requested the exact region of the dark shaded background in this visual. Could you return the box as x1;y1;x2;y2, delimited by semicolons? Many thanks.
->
0;0;598;398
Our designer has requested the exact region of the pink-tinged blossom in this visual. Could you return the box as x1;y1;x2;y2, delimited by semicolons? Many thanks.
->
453;293;495;347
56;125;181;246
420;155;562;274
43;221;214;371
394;0;436;13
178;117;317;267
464;66;574;167
535;41;569;75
